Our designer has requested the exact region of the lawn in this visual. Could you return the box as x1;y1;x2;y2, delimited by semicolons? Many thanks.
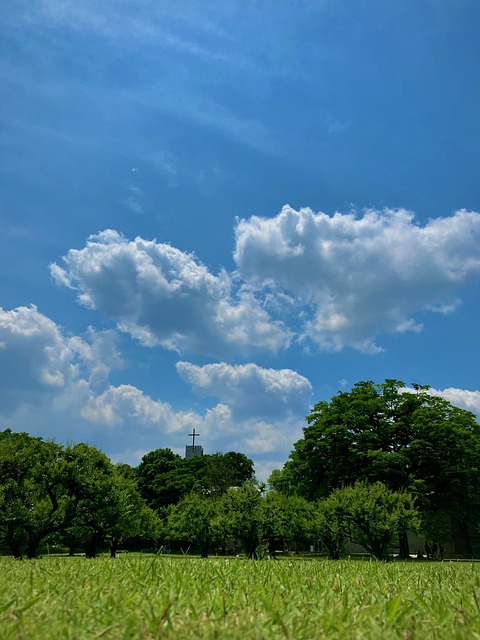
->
0;555;479;639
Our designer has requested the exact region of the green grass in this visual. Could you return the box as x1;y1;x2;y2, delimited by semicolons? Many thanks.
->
1;556;480;639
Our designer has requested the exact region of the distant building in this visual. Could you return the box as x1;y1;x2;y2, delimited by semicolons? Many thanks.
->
185;445;204;459
185;428;203;459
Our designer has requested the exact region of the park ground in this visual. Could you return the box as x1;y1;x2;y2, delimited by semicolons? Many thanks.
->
0;555;480;639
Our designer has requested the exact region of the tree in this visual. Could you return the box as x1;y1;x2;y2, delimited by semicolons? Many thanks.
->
167;492;221;558
196;452;255;496
62;443;160;558
314;483;419;560
283;495;316;554
0;431;164;558
261;492;316;556
107;463;162;556
102;472;162;558
219;485;264;558
267;467;296;497
343;482;420;559
0;430;67;558
60;443;120;557
314;492;351;560
277;380;480;555
136;449;255;510
135;448;184;510
261;492;291;556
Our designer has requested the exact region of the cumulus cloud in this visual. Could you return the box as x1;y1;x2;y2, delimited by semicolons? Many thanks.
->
77;374;304;476
176;360;312;472
0;305;308;478
0;306;199;455
81;383;200;431
234;205;480;352
244;422;293;454
51;208;480;358
0;304;137;450
51;230;290;357
424;387;480;417
0;305;119;411
176;361;312;420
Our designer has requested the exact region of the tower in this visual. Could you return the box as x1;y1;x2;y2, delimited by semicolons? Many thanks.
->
185;428;203;459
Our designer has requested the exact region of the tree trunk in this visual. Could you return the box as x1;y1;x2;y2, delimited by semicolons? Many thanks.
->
7;524;22;559
200;536;209;558
245;537;257;559
452;517;472;555
398;530;410;559
109;537;119;558
69;546;76;557
268;538;277;558
27;536;41;559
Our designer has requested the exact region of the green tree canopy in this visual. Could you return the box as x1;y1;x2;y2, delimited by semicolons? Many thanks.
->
167;492;222;558
316;482;420;560
0;429;65;558
272;380;480;554
136;449;255;510
64;451;161;558
262;492;315;556
219;485;264;558
0;430;160;558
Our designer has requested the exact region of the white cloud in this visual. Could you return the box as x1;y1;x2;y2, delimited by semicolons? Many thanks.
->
51;230;290;357
80;377;304;473
245;422;292;454
49;208;480;358
81;383;202;433
0;305;307;476
234;205;480;352
0;305;128;446
78;359;312;471
425;387;480;416
176;361;312;420
175;360;312;473
0;304;127;417
6;307;476;483
0;305;85;410
0;306;196;454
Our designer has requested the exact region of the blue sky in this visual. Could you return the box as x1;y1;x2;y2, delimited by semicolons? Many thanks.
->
1;0;479;480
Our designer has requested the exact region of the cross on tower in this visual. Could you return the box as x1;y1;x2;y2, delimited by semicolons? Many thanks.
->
188;428;200;447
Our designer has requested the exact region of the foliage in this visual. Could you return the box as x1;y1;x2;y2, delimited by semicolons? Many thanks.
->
197;452;255;496
136;449;255;510
261;492;316;556
0;430;159;558
334;482;419;559
0;430;68;558
314;492;351;560
167;492;221;557
267;467;296;496
135;448;184;510
275;380;480;554
219;485;264;558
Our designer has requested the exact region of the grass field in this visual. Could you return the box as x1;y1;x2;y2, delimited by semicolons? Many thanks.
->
0;555;479;639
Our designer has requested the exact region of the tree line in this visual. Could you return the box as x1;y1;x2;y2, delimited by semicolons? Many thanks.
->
1;379;479;559
0;428;418;560
269;380;480;556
